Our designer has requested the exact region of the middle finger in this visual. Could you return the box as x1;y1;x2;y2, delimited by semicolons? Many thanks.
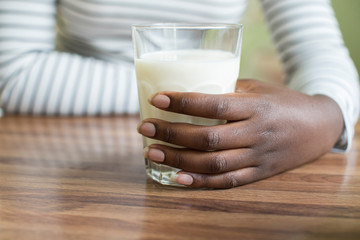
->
138;118;256;151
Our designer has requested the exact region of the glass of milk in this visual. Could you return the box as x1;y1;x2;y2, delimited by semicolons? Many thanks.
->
132;23;243;186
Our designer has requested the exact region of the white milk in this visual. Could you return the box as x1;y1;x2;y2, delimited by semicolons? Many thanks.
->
135;49;240;184
136;49;240;126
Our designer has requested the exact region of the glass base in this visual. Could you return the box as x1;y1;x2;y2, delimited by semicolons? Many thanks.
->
145;158;184;187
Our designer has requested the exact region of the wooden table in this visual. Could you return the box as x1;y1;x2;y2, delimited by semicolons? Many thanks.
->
0;116;359;240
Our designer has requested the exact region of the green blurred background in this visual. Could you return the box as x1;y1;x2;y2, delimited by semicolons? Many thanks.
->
239;0;360;84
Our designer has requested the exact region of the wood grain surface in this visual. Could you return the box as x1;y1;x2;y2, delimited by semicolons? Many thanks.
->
0;116;359;240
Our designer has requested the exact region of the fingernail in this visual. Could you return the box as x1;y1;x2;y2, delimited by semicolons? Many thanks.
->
145;147;165;162
176;174;193;186
138;122;156;137
150;94;170;109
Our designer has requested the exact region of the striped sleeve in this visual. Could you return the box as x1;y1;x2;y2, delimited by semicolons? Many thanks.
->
260;0;360;152
0;0;138;116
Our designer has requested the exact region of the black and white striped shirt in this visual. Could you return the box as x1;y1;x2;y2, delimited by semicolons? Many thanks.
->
0;0;359;151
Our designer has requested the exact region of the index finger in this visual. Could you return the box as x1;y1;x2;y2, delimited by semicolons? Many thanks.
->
150;92;256;121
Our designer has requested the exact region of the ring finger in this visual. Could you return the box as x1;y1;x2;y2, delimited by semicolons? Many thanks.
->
144;144;258;174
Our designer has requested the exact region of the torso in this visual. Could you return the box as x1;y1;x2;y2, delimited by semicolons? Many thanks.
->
56;0;247;62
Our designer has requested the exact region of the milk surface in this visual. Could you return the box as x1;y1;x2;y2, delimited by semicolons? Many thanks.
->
135;49;240;147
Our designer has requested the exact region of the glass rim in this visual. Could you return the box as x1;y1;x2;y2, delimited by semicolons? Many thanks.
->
132;23;243;30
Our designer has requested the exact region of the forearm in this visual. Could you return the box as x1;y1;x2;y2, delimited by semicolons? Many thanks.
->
0;0;139;115
260;0;360;151
1;51;139;115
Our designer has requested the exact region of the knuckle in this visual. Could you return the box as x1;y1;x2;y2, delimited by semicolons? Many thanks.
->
172;152;184;169
211;98;230;117
259;127;277;143
199;174;210;188
164;126;176;143
201;129;220;150
209;154;227;173
223;173;240;189
179;97;191;113
254;97;272;115
255;123;280;147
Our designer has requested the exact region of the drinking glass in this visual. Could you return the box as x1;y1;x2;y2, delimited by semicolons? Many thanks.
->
132;23;243;186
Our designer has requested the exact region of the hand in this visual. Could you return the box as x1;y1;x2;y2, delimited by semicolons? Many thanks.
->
137;79;344;188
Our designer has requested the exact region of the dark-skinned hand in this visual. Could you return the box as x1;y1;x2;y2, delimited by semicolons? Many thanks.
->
137;79;344;188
